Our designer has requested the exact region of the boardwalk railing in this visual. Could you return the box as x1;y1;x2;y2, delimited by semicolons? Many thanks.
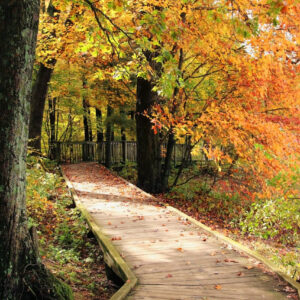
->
51;141;193;165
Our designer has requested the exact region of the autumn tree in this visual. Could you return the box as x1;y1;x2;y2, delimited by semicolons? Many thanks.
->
29;0;76;151
82;0;299;197
29;1;59;151
0;1;72;298
34;0;299;198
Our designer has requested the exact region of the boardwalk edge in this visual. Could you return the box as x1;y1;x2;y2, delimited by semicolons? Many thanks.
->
166;205;300;297
60;167;138;300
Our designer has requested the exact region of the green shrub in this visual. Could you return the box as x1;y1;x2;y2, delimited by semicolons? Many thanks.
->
239;197;300;245
117;162;137;182
169;180;204;201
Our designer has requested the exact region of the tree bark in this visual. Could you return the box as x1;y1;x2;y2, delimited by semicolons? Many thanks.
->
28;2;59;152
0;2;72;299
120;109;126;164
82;97;91;142
105;105;113;168
96;108;104;143
136;77;162;193
48;97;56;159
28;64;54;151
161;132;175;192
82;95;93;161
121;128;126;164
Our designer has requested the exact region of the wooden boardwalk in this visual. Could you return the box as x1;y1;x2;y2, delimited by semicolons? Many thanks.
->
62;163;294;300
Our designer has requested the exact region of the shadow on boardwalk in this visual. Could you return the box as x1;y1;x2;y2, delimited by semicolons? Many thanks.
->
62;162;296;300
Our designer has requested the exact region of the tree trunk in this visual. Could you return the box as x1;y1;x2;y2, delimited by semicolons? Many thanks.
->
136;77;162;193
105;105;113;168
48;97;56;159
96;108;104;164
120;109;126;164
28;2;59;153
88;108;93;142
161;132;175;192
121;128;126;164
83;104;93;141
28;64;54;152
82;79;93;161
0;1;72;299
96;108;104;143
82;99;91;142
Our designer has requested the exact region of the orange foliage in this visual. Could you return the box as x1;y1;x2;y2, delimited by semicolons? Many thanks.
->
37;0;300;199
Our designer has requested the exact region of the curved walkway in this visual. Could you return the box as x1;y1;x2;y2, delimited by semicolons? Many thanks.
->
62;163;295;300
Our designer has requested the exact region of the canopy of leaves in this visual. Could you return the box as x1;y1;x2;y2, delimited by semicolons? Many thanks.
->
37;0;299;200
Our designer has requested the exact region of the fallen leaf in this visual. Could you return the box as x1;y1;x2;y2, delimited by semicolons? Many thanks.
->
166;274;173;278
244;266;254;270
177;247;184;252
215;285;222;290
283;286;295;293
237;272;244;276
224;258;238;263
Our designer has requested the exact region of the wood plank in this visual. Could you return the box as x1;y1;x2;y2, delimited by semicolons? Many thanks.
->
129;285;286;300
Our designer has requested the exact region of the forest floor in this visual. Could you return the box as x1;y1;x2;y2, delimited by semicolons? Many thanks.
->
26;156;116;300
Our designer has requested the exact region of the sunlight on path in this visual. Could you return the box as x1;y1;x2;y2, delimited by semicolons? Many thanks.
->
62;163;291;300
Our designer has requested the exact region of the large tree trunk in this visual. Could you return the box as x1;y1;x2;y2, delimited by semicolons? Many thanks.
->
0;2;72;299
136;78;162;193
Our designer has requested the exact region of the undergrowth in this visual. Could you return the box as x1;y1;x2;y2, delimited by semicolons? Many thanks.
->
26;155;115;299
